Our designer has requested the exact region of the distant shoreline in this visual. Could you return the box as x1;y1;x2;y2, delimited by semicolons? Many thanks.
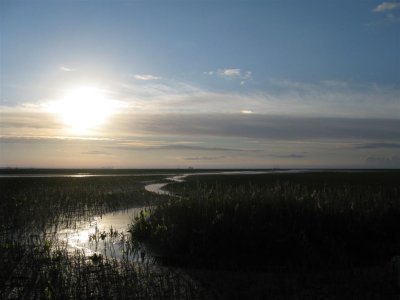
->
1;168;399;178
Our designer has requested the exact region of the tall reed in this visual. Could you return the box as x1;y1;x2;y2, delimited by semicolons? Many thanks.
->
130;172;400;270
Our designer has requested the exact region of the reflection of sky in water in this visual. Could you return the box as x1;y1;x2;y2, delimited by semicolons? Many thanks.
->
51;171;289;260
57;207;144;260
54;179;174;261
145;183;171;195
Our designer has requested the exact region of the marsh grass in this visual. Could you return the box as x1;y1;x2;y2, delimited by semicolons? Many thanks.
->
3;171;400;298
0;175;209;299
0;176;162;240
130;171;400;297
131;172;400;271
1;240;208;299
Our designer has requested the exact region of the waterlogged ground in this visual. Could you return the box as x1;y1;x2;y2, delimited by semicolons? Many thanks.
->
52;171;254;259
2;169;400;299
0;169;362;260
0;171;215;299
53;173;184;259
55;207;143;259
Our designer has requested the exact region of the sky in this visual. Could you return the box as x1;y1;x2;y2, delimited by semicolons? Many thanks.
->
1;0;399;169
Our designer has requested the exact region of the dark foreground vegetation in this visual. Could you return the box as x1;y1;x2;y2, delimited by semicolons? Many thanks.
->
2;170;400;299
131;171;400;298
0;176;159;238
0;175;207;299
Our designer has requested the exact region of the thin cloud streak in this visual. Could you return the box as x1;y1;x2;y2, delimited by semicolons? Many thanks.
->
2;106;400;144
373;2;400;12
133;74;161;81
81;150;113;156
364;155;400;167
108;143;257;152
353;142;400;149
114;113;400;142
59;66;74;72
111;78;399;118
204;68;252;85
268;153;305;159
184;156;226;161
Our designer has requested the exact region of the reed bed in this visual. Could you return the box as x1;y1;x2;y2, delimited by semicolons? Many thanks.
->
0;176;161;241
131;172;400;270
0;175;209;299
1;240;208;299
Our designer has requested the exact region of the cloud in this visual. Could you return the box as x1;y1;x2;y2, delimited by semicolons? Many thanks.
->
373;2;400;12
117;113;400;142
113;77;399;118
268;153;305;159
353;142;400;149
184;156;226;161
159;144;248;151
2;78;399;148
81;150;112;155
0;135;113;144
219;68;252;79
220;68;241;77
384;12;400;21
364;155;400;167
59;66;74;72
109;142;255;152
133;74;161;81
205;68;252;82
241;110;254;114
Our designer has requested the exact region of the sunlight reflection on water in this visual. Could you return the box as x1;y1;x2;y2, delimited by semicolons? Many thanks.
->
19;170;311;261
56;207;144;260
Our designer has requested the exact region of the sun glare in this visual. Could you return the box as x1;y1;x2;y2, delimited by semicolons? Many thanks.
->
51;86;118;134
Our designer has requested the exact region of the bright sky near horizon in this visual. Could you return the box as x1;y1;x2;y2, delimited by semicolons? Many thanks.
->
0;0;399;168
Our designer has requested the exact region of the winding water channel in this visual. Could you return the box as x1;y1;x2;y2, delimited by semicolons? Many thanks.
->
54;173;185;260
54;170;302;259
2;170;303;260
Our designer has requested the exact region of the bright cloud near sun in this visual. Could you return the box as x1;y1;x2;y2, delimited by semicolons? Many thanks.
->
1;1;399;168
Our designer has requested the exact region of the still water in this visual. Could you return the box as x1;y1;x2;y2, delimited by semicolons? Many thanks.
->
55;207;143;260
54;174;182;260
5;170;306;259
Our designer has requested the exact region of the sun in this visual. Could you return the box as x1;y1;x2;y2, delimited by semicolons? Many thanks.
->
51;86;117;134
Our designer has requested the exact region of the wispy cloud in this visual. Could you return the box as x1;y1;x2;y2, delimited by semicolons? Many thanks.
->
109;142;254;152
81;150;112;156
268;153;305;159
112;77;399;117
0;135;113;144
59;66;74;72
364;155;400;167
2;77;399;151
112;113;400;142
184;156;226;161
133;74;161;81
373;2;400;12
218;68;252;79
220;68;241;77
205;68;252;84
353;142;400;149
241;110;254;114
